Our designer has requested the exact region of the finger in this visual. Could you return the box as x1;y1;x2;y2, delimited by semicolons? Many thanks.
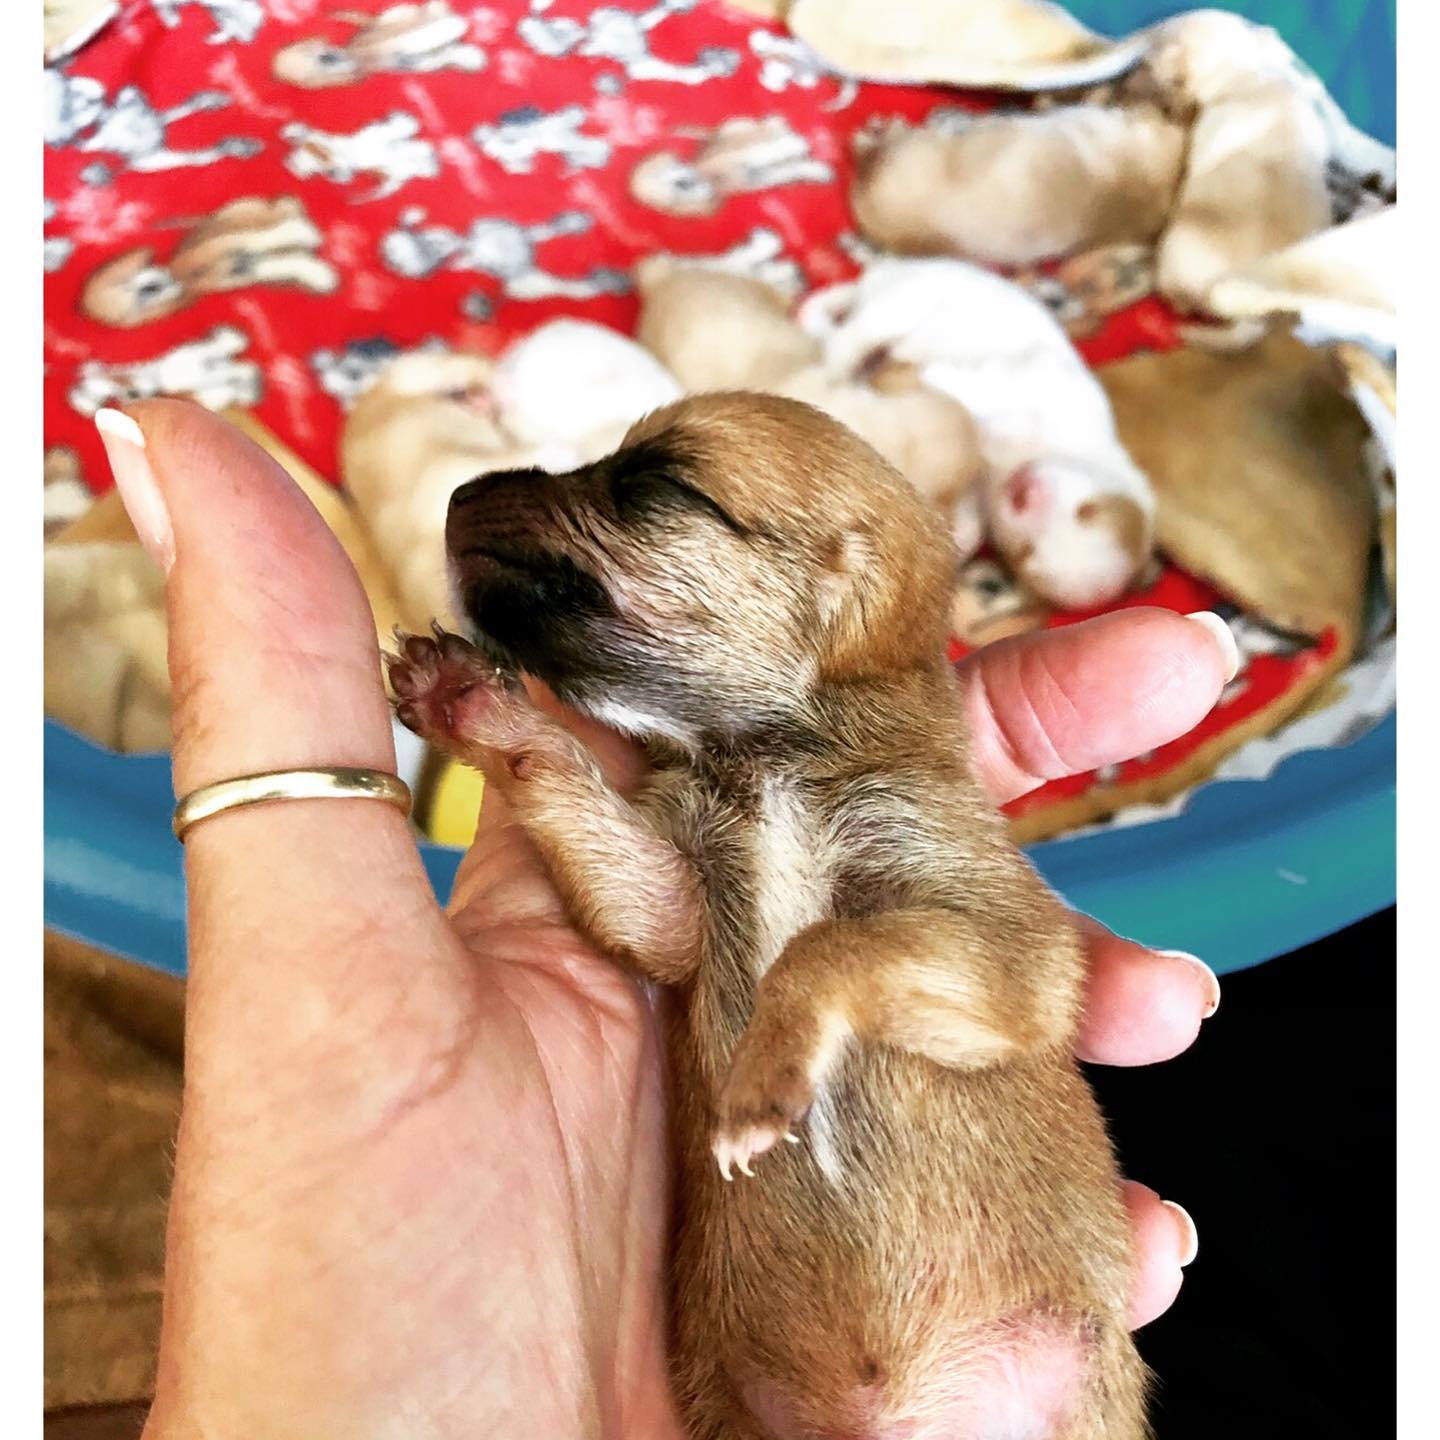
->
1074;916;1220;1066
958;609;1238;805
96;402;448;968
1125;1182;1198;1328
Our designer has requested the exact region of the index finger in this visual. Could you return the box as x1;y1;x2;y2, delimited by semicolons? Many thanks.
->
957;609;1237;805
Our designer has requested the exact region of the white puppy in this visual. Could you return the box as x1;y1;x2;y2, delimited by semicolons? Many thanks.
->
490;319;684;462
803;258;1155;609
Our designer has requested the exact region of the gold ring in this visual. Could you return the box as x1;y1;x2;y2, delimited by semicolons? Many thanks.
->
172;767;412;842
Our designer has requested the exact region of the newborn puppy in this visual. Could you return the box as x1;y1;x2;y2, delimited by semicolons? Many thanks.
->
775;361;986;558
341;350;578;629
851;104;1186;266
490;318;683;462
636;261;822;392
387;393;1147;1438
807;259;1156;610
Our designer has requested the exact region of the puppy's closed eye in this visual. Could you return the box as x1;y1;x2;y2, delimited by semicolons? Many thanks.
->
612;468;745;534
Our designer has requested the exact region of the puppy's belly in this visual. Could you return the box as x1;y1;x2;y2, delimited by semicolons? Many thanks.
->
676;1054;1129;1437
741;1313;1086;1440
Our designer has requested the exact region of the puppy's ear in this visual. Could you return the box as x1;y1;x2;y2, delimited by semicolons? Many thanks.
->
816;529;875;670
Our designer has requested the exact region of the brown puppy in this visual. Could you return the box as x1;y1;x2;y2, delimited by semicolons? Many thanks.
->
388;394;1146;1438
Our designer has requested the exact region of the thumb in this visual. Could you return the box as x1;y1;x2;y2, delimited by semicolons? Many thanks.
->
94;400;448;979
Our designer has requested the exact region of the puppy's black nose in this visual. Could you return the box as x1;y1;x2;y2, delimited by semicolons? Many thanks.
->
448;466;548;514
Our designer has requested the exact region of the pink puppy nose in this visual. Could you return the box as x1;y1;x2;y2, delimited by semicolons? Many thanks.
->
1004;464;1046;517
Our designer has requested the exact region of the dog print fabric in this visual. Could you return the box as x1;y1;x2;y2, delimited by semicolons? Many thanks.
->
42;0;1362;838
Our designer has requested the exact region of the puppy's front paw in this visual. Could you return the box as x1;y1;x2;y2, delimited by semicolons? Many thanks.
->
386;625;506;746
387;627;589;779
712;1043;813;1181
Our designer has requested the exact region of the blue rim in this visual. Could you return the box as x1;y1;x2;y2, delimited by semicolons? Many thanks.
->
44;712;1394;978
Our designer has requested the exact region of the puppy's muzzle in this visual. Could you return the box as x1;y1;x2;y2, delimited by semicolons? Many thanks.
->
446;465;560;579
446;466;611;659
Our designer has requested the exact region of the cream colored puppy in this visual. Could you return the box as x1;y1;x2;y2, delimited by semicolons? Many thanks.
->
341;350;578;629
636;261;822;392
489;318;684;463
852;104;1186;266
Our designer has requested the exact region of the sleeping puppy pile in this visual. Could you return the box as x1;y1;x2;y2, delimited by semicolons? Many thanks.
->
343;6;1392;653
345;254;1160;642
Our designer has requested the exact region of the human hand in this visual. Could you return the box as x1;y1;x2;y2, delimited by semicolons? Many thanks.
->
98;402;1226;1440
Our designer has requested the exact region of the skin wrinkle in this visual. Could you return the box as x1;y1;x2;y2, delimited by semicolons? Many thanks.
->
498;956;645;1347
1015;643;1089;775
193;967;486;1197
968;652;1060;796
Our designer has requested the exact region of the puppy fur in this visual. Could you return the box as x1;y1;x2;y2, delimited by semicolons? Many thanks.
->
388;394;1147;1438
851;104;1186;267
636;263;823;393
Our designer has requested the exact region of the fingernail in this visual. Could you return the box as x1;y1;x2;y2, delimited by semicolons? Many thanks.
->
95;408;174;573
1161;1200;1199;1267
1184;610;1239;682
1157;949;1221;1019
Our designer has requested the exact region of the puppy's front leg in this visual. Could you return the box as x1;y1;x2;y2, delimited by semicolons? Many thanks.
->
387;629;701;985
713;908;1079;1177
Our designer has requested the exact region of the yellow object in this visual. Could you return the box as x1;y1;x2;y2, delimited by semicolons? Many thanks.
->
426;759;486;847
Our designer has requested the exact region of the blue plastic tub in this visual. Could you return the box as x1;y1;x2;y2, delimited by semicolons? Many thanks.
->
44;711;1395;978
42;0;1396;976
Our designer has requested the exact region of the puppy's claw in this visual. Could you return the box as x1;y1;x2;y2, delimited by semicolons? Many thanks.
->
712;1124;784;1181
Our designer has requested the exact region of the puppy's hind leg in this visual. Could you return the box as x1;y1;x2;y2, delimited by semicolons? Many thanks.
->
387;628;702;985
713;907;1080;1177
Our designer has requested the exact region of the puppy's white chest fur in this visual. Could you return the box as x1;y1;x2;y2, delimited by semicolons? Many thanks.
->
751;775;831;978
750;776;849;1185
